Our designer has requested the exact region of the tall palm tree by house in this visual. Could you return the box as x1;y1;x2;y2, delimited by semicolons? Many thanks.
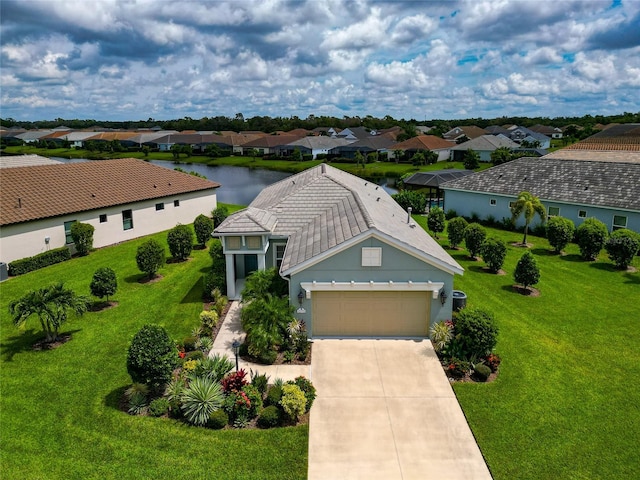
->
511;191;546;245
9;283;88;343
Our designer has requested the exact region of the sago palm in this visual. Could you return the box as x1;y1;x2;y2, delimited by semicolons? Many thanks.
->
510;191;546;245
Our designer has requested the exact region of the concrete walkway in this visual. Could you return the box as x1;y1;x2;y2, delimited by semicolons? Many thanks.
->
209;301;311;382
308;339;492;480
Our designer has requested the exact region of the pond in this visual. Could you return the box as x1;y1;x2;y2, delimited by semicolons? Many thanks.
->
51;158;397;205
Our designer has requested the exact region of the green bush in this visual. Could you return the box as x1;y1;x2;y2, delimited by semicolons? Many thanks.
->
546;216;575;253
242;384;264;418
167;224;194;261
251;372;270;395
182;336;197;352
149;397;170;417
8;247;71;276
447;217;468;249
279;384;306;421
391;190;427;214
211;205;229;228
70;221;95;256
463;149;480;169
576;217;608;260
257;405;282;428
293;377;316;412
257;349;278;365
464;223;487;259
195;354;234;382
514;251;540;290
605;229;640;269
126;324;178;390
207;409;228;429
127;391;148;415
90;267;117;301
430;321;453;353
193;214;214;246
445;209;458;220
453;308;498;359
241;267;289;301
473;364;492;382
135;239;165;278
427;207;446;238
480;237;507;273
241;294;294;359
181;376;225;426
199;310;219;333
265;385;283;406
203;239;226;297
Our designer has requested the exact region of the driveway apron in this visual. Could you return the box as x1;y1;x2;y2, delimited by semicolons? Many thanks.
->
308;339;492;480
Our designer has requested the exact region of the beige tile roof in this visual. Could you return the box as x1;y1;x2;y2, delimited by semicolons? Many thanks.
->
1;158;220;226
544;149;640;163
0;155;62;169
214;207;277;233
217;164;462;274
393;135;455;151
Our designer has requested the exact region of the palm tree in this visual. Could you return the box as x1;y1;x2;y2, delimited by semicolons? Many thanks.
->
511;191;546;245
9;283;89;343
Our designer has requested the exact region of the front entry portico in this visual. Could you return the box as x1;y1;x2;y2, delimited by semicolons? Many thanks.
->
225;252;266;299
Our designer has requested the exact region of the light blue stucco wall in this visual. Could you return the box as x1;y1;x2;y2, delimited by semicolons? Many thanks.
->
287;236;456;337
443;189;640;233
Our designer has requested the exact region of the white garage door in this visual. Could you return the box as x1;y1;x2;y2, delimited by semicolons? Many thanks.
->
312;290;430;337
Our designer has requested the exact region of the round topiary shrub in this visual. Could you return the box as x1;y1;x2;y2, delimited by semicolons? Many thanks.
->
427;207;446;238
126;324;178;390
242;384;264;418
135;239;166;279
514;251;540;290
447;217;468;249
473;364;492;382
167;224;194;261
293;377;317;413
193;214;214;247
464;223;487;259
257;405;282;428
546;216;575;254
605;229;640;269
265;385;282;407
453;308;498;360
148;397;170;417
70;221;95;256
90;267;118;302
480;237;507;273
576;217;608;260
207;408;229;430
279;383;306;422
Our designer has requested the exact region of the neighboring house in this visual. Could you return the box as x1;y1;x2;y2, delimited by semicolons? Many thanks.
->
278;136;355;159
0;158;220;265
529;124;563;139
15;130;54;143
392;135;455;161
564;124;640;152
484;125;511;136
241;134;305;155
442;125;487;142
506;126;551;149
441;150;640;233
55;131;98;148
214;164;463;338
328;135;397;159
449;134;519;162
0;155;61;168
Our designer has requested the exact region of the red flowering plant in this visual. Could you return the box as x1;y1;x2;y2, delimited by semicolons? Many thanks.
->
221;369;248;393
485;353;502;372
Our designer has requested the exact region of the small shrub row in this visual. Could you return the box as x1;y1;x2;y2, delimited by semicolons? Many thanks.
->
8;246;71;276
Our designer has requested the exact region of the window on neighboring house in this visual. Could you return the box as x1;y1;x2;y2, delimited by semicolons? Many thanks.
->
64;220;77;244
99;214;107;223
246;236;261;249
508;201;516;209
174;200;180;207
613;215;627;231
362;247;382;267
547;206;560;219
122;210;133;230
578;210;587;218
490;199;497;206
226;236;241;249
275;244;286;268
155;203;164;211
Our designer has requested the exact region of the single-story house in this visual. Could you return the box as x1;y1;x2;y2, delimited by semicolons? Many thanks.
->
441;150;640;233
277;136;355;159
241;134;305;155
328;135;397;159
391;135;455;161
450;134;520;162
505;126;551;149
443;125;487;142
214;164;463;338
0;158;220;264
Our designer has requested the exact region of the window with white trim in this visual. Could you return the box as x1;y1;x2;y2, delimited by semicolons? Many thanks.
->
509;201;516;209
613;215;627;231
361;247;382;267
64;220;77;244
275;244;286;268
122;210;133;230
226;236;241;249
578;210;587;218
548;206;560;219
246;236;261;249
490;198;497;206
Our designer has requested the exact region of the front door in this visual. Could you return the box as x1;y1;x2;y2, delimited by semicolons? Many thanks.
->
244;254;258;277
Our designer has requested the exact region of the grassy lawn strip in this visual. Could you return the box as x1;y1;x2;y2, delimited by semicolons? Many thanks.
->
0;220;307;480
415;216;640;479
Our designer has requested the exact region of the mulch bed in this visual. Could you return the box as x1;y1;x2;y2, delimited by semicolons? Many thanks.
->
138;274;163;284
509;242;533;248
447;370;499;383
512;285;541;297
240;347;312;366
480;267;506;275
89;301;119;312
32;334;72;351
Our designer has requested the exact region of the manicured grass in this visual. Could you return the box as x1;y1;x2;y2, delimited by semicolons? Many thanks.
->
416;217;640;479
0;225;307;479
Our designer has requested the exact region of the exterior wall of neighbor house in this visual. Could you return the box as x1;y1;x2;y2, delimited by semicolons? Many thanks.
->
0;189;217;264
288;236;455;337
443;189;640;233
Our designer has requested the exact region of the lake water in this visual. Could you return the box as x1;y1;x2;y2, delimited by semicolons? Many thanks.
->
51;158;397;205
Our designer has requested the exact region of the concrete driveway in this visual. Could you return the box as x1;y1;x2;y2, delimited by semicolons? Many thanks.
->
308;339;492;480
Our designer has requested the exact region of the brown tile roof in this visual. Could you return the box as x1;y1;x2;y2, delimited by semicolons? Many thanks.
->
242;134;306;148
393;135;455;151
86;132;139;141
1;158;220;226
564;124;640;151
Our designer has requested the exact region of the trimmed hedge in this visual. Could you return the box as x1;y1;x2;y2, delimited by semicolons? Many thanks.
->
8;247;71;276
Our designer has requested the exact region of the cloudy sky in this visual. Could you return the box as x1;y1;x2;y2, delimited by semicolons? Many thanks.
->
1;0;639;122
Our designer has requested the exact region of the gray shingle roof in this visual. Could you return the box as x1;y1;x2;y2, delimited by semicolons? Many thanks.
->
442;156;640;211
216;164;463;274
450;134;519;151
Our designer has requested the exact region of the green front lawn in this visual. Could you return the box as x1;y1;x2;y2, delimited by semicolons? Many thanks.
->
0;220;307;479
418;219;640;479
